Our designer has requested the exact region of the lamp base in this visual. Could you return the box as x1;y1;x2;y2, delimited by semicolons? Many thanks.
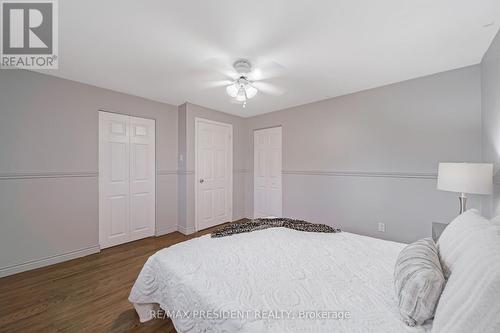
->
459;193;467;215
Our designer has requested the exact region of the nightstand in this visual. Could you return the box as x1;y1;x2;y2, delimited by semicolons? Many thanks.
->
432;222;448;241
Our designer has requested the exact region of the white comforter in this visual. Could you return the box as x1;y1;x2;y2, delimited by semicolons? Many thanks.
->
129;227;432;333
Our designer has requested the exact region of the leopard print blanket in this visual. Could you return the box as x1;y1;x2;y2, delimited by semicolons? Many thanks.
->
211;218;341;238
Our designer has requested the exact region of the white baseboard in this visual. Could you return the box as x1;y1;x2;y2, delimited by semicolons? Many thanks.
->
0;245;100;278
155;225;178;236
177;224;195;235
0;220;249;278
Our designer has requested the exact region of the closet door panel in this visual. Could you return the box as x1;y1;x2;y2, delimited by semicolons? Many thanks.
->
254;127;282;218
99;112;130;248
129;116;156;241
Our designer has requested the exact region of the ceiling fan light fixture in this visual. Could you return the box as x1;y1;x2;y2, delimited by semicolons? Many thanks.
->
226;76;258;104
221;58;282;107
204;57;286;109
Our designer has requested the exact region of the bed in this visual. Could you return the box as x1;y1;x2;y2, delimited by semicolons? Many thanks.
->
129;226;433;332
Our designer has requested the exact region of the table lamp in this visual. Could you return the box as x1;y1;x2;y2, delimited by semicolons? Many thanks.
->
437;163;493;214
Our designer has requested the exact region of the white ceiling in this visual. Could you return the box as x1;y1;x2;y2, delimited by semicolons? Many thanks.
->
40;0;500;117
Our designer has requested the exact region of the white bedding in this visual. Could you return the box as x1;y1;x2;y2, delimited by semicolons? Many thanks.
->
129;227;433;333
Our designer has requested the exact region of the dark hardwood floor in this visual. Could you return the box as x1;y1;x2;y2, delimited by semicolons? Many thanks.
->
0;223;231;333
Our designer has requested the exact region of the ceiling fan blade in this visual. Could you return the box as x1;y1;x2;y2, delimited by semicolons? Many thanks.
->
253;81;285;96
202;79;233;89
201;57;239;80
249;60;286;81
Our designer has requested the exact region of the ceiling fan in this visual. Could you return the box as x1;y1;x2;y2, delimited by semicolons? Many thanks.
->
205;59;285;108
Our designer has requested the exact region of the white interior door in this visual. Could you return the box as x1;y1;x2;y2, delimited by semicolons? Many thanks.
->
129;116;156;242
254;127;282;218
195;118;233;231
99;112;155;249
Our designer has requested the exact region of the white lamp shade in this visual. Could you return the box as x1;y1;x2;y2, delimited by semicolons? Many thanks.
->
245;85;258;99
235;86;247;102
437;163;493;195
226;84;239;98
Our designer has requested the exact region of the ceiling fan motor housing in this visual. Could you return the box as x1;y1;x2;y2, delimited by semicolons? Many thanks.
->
233;59;252;74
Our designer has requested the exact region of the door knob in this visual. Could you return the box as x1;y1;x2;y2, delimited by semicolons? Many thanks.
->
199;178;204;184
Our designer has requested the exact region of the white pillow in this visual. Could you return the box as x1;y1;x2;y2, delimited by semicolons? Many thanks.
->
437;209;491;278
432;223;500;333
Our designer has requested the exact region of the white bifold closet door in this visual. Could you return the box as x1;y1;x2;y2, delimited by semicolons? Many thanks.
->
99;111;155;249
254;126;282;218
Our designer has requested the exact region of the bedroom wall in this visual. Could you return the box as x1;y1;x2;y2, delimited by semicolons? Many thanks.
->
0;62;487;275
0;70;179;277
481;29;500;218
243;65;483;243
177;102;246;234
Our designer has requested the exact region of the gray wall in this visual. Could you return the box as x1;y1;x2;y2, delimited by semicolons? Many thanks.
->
481;30;500;218
177;102;246;234
0;61;489;275
0;70;179;276
243;65;483;243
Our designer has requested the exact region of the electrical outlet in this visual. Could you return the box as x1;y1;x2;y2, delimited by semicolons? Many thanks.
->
378;222;386;233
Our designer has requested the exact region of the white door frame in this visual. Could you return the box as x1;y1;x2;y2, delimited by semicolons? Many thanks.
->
194;117;233;232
